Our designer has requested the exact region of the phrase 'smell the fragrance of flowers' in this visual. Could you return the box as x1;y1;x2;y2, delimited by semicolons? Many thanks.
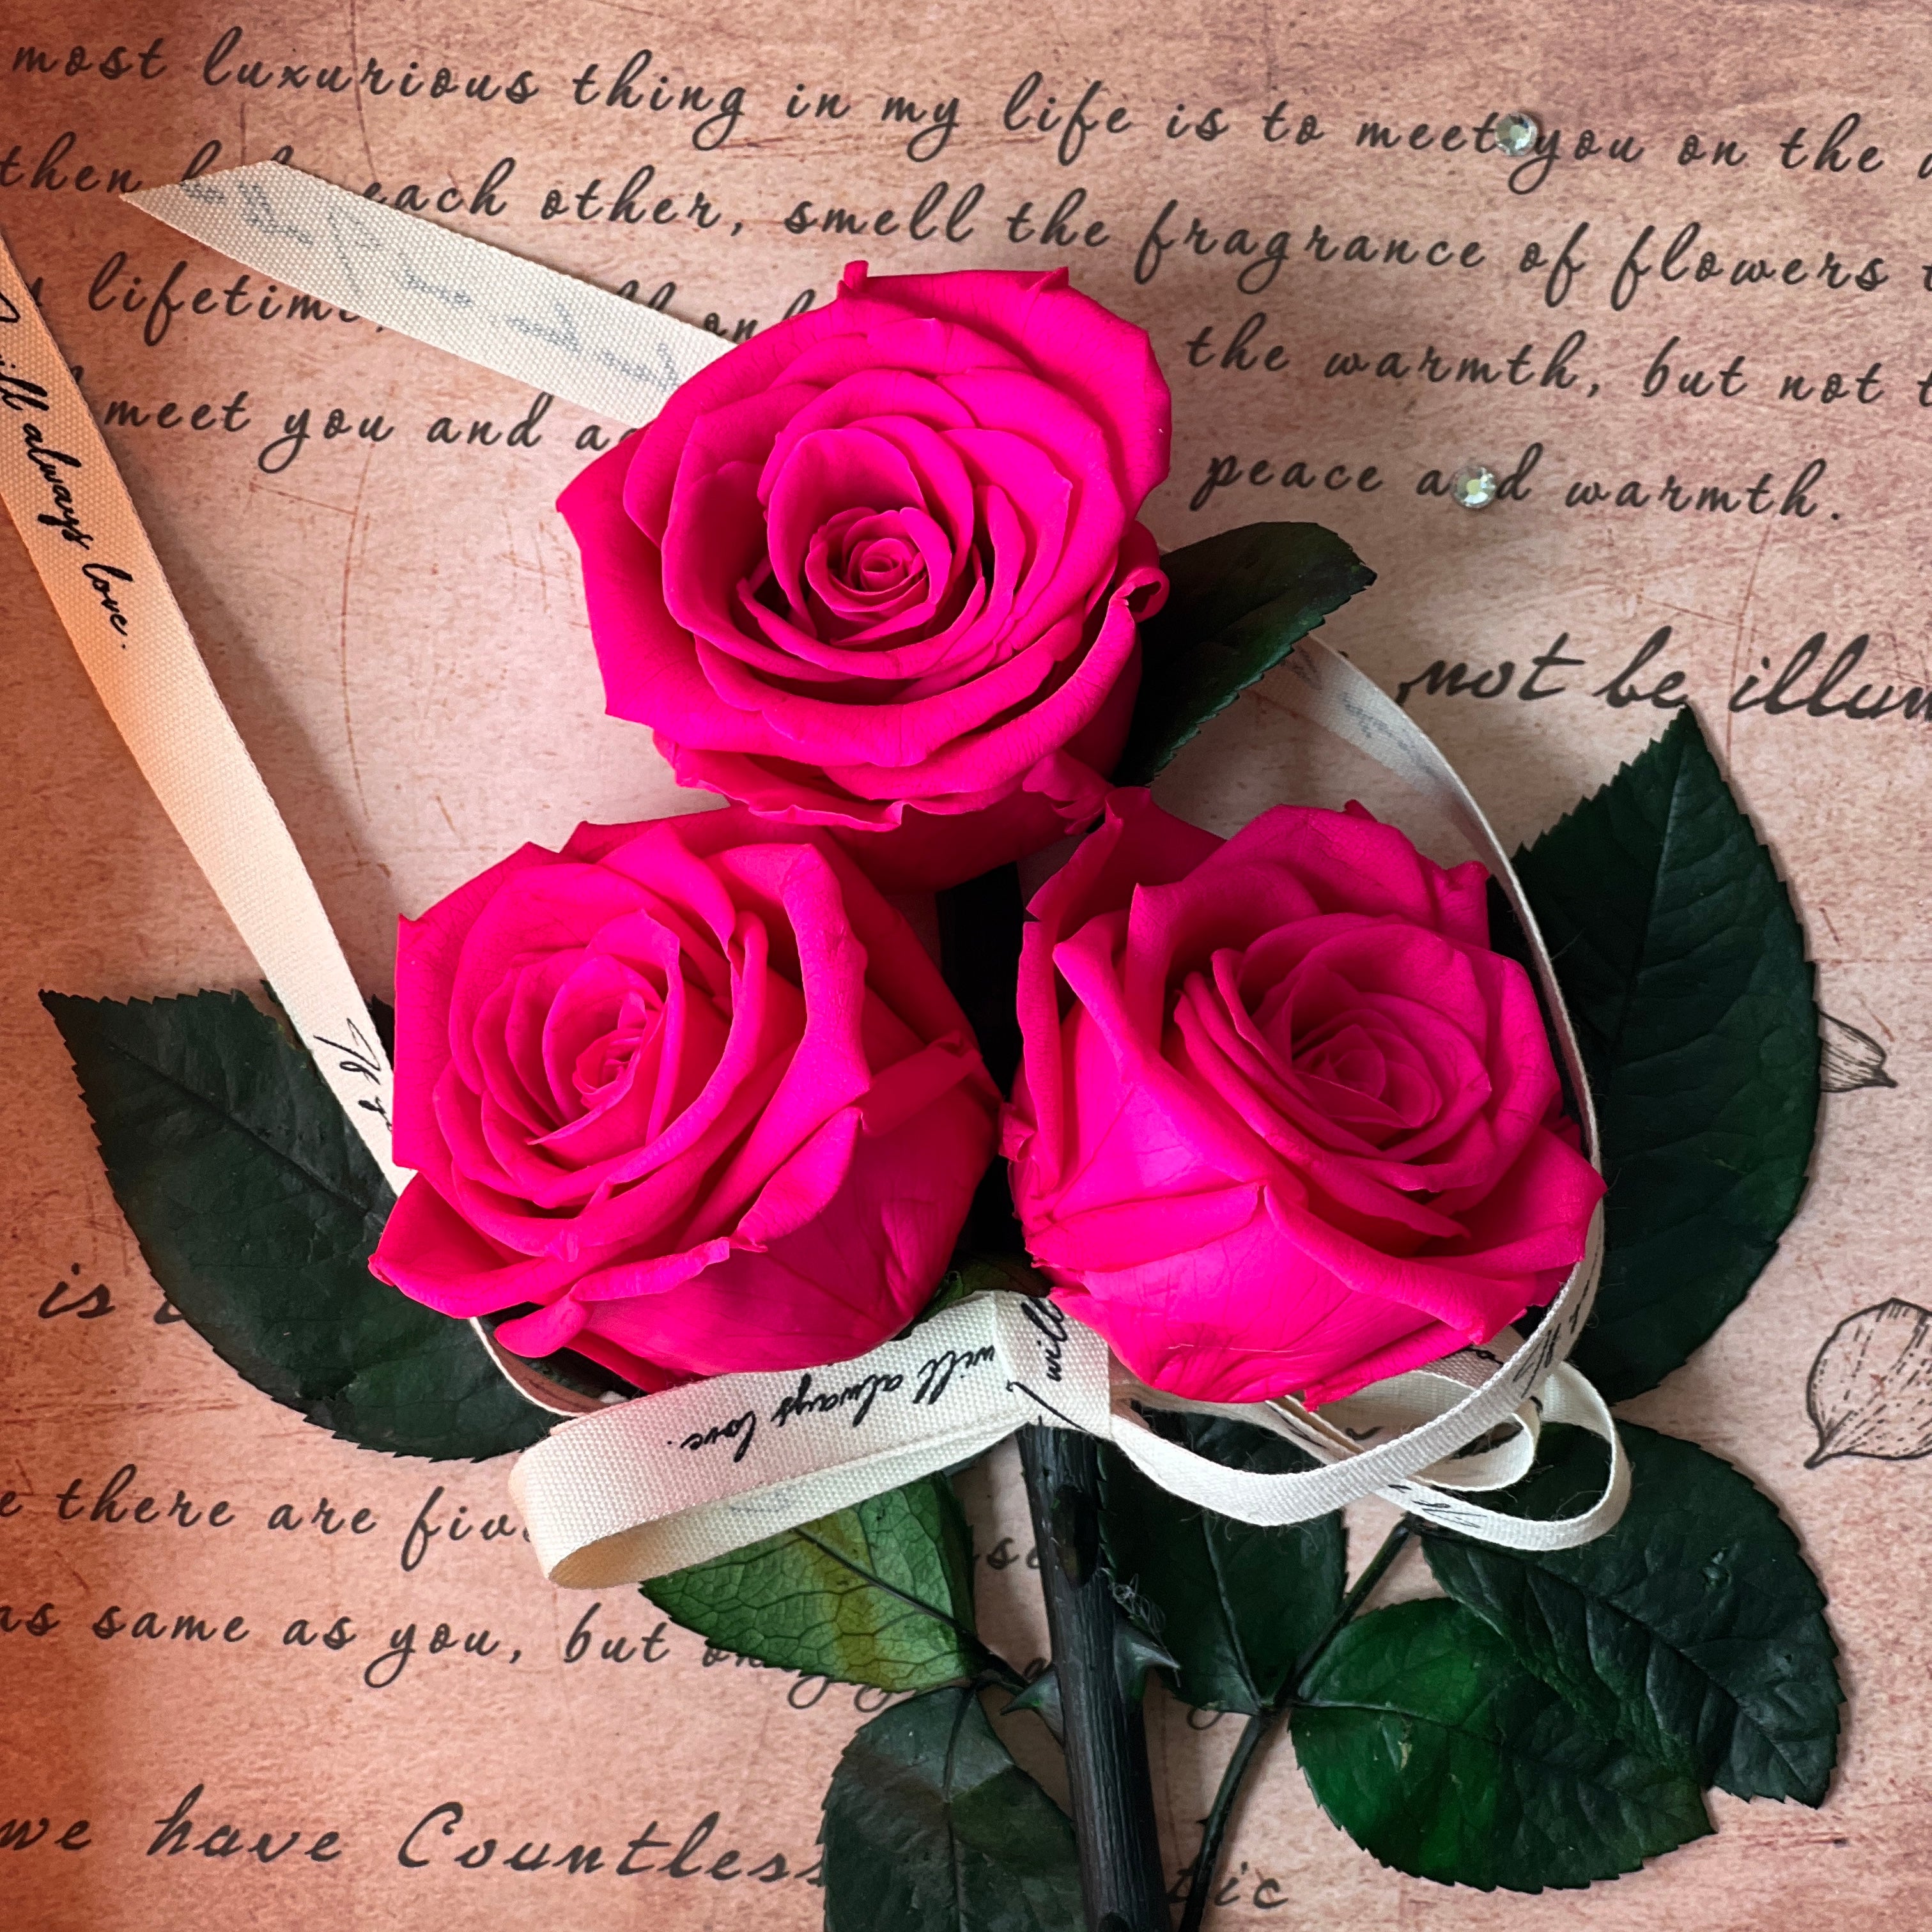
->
1003;789;1606;1407
559;262;1171;892
369;807;1000;1389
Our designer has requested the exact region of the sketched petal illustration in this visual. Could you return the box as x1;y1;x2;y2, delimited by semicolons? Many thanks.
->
1807;1301;1932;1467
1820;1014;1897;1093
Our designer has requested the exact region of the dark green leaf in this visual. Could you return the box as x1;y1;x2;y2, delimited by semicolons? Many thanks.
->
1421;1421;1841;1805
41;989;546;1460
1116;522;1375;785
1292;1598;1711;1892
1516;709;1818;1398
642;1476;982;1691
1099;1412;1346;1713
821;1683;1082;1932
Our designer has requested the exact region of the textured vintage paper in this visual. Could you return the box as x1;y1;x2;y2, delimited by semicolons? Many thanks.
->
2;1;1928;1926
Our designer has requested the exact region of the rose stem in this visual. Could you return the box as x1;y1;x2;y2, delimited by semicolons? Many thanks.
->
1175;1518;1416;1932
1174;1714;1269;1932
1020;1423;1171;1932
1292;1516;1415;1684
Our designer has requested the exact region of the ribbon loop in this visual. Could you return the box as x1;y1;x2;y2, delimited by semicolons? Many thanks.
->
1107;1356;1621;1552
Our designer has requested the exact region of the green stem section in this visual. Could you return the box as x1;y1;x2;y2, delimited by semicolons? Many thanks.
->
1175;1712;1269;1932
1176;1517;1416;1932
1020;1424;1171;1932
1295;1517;1414;1681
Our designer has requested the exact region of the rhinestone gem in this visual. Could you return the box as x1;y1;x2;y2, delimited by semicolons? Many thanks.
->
1451;461;1499;510
1494;110;1539;158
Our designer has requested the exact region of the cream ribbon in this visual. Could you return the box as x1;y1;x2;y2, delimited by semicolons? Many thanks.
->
0;230;405;1187
511;1285;1623;1586
0;166;1627;1588
0;213;657;1419
127;162;736;421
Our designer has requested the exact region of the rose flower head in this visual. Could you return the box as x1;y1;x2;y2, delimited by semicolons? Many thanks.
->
559;263;1171;892
371;809;1000;1389
1003;790;1604;1407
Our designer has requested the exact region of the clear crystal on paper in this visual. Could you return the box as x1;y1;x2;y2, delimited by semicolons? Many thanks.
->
1806;1299;1932;1466
1495;111;1540;158
1449;462;1499;510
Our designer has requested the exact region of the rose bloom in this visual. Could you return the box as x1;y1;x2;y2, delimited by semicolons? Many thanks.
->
1002;791;1604;1407
558;263;1170;892
369;809;1000;1388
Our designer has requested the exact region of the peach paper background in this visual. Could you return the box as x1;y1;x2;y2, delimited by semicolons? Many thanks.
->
2;2;1928;1926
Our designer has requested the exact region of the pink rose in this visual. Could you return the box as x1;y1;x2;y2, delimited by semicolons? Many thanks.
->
1002;791;1604;1407
370;808;1000;1389
557;263;1171;892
